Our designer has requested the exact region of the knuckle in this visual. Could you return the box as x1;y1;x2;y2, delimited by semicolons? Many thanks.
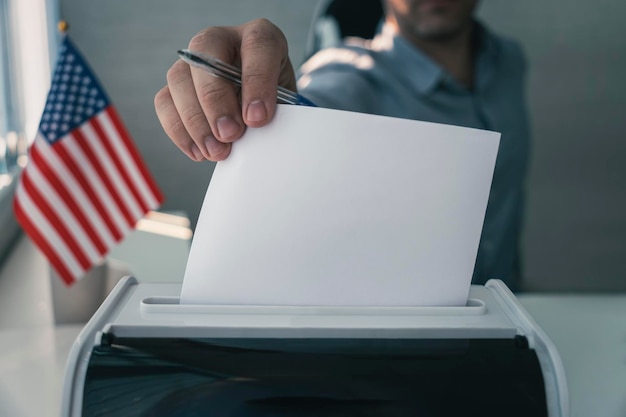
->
248;18;280;37
153;88;187;141
153;86;171;111
164;117;187;141
159;113;190;149
197;83;233;110
242;19;286;53
166;61;189;86
189;28;229;53
241;71;272;87
180;110;210;138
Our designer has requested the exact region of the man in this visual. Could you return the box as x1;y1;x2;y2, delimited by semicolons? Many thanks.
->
154;0;530;290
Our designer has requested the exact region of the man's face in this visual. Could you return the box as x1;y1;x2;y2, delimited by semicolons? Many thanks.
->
385;0;479;41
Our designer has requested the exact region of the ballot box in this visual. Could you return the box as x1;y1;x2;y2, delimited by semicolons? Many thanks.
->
61;277;568;417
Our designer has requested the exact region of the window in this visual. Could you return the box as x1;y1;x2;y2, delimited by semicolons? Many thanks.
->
0;0;58;264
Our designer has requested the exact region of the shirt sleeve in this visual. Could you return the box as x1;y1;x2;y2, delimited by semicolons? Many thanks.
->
296;47;381;114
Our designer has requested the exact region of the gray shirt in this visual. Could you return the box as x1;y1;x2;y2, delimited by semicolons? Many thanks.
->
297;22;530;290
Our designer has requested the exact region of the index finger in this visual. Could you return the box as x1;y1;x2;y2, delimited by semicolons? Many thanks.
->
237;19;295;127
187;27;246;143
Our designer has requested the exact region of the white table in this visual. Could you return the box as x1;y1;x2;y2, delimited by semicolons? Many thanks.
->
1;238;624;416
0;216;191;417
518;293;626;417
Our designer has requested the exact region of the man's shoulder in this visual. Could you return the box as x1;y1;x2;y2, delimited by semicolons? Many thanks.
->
483;25;527;67
299;40;380;76
297;41;385;112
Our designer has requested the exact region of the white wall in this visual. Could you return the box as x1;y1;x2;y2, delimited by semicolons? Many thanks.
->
59;0;626;292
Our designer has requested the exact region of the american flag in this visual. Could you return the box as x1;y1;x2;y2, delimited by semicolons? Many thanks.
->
13;36;163;285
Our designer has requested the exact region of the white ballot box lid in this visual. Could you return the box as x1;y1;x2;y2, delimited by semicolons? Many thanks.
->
61;277;568;417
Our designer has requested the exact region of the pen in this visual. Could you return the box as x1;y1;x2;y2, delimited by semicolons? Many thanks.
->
177;49;316;107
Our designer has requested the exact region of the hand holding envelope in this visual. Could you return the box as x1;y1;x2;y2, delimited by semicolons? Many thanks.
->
181;105;500;306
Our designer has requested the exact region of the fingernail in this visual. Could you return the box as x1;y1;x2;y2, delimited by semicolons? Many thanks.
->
246;100;267;124
205;137;227;159
216;116;241;141
190;144;204;161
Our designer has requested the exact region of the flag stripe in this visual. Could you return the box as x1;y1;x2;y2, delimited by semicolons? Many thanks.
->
14;36;163;285
106;107;163;204
25;153;103;261
14;184;84;283
14;197;76;285
35;137;117;248
80;121;144;223
54;138;124;242
30;144;108;255
20;171;92;270
99;109;161;209
90;114;149;214
60;136;131;237
71;127;136;227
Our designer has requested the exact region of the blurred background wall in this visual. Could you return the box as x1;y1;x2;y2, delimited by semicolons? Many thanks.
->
58;0;625;292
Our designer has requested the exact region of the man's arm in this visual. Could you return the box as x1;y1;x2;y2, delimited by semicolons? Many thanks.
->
154;19;296;162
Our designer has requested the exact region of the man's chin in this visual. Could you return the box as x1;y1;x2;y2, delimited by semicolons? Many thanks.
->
414;23;466;41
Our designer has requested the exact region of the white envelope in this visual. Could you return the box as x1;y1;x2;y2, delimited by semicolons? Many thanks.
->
181;105;500;306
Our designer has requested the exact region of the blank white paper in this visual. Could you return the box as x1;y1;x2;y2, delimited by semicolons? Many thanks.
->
181;105;500;306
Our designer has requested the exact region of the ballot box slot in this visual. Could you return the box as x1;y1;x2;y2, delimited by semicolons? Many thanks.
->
139;296;487;315
82;336;547;417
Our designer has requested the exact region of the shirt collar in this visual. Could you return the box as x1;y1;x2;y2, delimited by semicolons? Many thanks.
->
371;21;498;95
473;22;499;92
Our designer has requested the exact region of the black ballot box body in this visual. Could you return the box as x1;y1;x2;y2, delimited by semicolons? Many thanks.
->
61;277;569;417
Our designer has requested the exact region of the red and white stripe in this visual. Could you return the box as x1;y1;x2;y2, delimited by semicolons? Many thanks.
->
13;106;163;285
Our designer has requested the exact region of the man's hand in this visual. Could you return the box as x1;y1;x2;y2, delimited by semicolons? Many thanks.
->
154;19;296;161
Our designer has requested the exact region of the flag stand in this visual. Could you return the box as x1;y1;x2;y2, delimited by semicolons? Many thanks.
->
49;262;108;324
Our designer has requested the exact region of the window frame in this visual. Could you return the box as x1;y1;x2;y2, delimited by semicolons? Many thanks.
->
0;0;59;267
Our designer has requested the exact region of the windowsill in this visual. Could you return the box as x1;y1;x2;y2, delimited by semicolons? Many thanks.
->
0;172;22;268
